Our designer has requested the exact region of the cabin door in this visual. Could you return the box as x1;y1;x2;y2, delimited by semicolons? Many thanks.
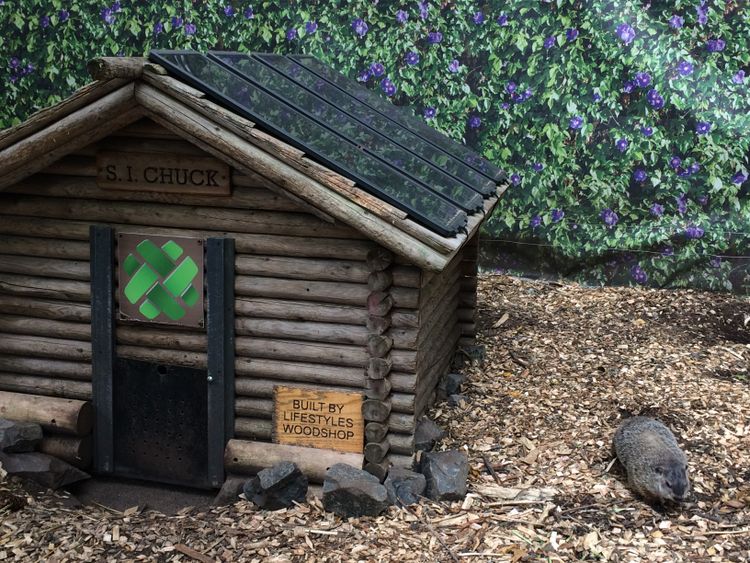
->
89;226;235;489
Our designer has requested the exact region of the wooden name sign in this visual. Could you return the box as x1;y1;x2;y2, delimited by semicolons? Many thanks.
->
96;150;231;195
274;387;363;454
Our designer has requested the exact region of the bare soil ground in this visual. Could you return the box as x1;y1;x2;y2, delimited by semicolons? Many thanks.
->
1;275;749;562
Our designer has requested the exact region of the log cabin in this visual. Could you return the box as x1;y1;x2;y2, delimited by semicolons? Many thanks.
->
0;52;507;487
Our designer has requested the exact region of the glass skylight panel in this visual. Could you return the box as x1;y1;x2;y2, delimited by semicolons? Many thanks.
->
290;55;505;183
252;53;496;197
149;50;467;236
209;52;483;213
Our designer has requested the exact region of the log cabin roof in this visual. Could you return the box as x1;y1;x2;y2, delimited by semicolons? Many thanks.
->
0;56;508;271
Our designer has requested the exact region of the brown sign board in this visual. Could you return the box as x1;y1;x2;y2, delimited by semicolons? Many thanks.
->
117;232;205;328
273;387;364;454
96;150;231;195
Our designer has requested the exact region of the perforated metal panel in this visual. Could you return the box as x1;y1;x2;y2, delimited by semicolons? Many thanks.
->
113;358;209;488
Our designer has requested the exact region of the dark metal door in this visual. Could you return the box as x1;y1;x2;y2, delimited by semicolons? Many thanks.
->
90;226;235;489
113;359;208;487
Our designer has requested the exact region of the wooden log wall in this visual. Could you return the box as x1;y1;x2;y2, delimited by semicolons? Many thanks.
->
0;118;477;473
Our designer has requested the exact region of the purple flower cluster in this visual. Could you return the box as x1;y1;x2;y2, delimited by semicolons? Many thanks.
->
550;208;565;222
511;173;522;186
646;89;665;110
566;28;578;42
650;202;664;217
706;38;726;52
635;72;651;88
633;168;647;182
497;13;509;26
448;59;460;73
395;9;408;24
569;116;583;130
418;1;429;20
244;7;254;19
695;121;712;134
405;51;420;65
352;18;368;37
733;70;746;84
380;77;396;97
641;126;654;137
532;162;544;172
223;5;234;17
668;14;684;29
286;28;297;41
423;107;436;119
615;138;629;152
59;9;69;22
616;23;636;45
468;114;481;129
600;208;619;227
677;60;694;76
685;225;705;239
530;215;542;228
305;21;318;34
510;88;533;104
630;265;648;284
7;57;35;84
427;31;443;44
544;36;556;49
732;171;748;185
370;62;385;77
676;193;688;214
472;11;484;25
184;22;196;35
696;2;708;26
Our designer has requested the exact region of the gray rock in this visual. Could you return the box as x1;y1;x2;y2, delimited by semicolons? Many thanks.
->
0;452;90;489
243;461;308;510
322;463;390;517
442;373;466;396
448;394;467;407
0;419;43;453
414;418;447;452
212;475;247;506
420;450;468;501
384;468;426;506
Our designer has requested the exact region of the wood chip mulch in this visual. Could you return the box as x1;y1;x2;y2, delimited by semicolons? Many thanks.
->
1;274;750;562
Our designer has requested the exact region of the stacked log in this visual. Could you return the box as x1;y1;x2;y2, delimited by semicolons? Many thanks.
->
458;233;480;346
361;247;396;480
0;390;92;468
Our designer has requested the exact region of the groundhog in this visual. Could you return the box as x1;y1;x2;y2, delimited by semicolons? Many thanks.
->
613;416;690;503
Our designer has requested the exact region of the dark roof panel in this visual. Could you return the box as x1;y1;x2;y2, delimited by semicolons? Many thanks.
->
149;50;503;236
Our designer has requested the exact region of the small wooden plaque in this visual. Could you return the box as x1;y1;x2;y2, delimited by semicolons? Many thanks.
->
96;150;230;195
274;387;364;454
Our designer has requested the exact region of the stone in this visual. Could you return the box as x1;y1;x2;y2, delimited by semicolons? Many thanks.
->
442;373;466;396
414;418;447;452
212;475;247;506
384;468;426;506
447;394;467;407
0;452;90;489
243;461;308;510
0;419;43;453
420;450;468;501
322;463;390;517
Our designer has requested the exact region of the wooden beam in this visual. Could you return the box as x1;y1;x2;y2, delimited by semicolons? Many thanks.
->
0;390;92;435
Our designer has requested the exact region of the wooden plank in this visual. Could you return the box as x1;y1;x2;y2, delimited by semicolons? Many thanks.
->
0;315;90;341
0;295;91;322
96;150;231;195
0;254;89;281
0;355;91;380
0;85;141;189
0;215;375;259
235;276;369;306
0;373;91;400
235;297;367;325
0;196;357;239
1;236;90;260
235;317;369;345
224;439;363;483
0;79;129;151
0;274;89;301
273;387;363;454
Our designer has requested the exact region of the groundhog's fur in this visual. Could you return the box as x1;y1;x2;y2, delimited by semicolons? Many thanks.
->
613;416;690;503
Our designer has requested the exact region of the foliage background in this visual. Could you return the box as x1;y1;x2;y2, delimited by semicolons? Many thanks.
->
2;0;749;292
